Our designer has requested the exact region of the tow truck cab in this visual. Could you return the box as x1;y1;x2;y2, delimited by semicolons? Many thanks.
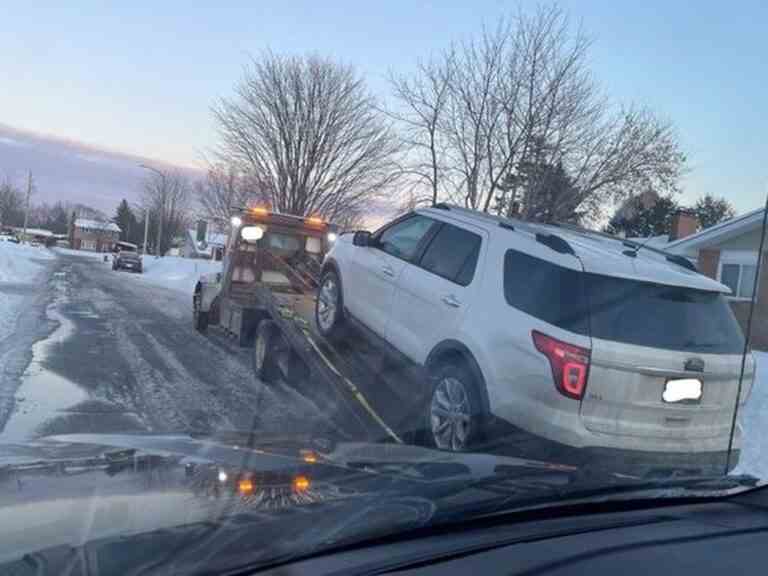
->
193;208;338;345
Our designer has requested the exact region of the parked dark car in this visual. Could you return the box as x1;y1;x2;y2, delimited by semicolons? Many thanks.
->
113;250;143;273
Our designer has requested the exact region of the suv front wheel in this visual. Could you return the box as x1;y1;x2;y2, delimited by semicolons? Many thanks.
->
426;362;484;451
316;270;345;339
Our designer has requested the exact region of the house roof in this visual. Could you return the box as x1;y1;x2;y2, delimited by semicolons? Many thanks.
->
14;227;54;237
74;218;121;233
665;208;765;254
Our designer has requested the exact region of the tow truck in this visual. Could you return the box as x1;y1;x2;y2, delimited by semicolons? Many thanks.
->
192;208;415;445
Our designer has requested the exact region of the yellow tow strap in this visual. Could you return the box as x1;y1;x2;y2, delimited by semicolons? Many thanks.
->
299;326;403;444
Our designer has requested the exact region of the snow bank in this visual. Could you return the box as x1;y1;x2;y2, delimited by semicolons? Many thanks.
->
53;247;111;261
0;243;54;283
736;351;768;478
0;243;55;341
137;256;222;295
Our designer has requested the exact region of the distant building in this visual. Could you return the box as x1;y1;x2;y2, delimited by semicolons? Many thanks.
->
70;218;121;252
182;226;227;261
12;227;55;245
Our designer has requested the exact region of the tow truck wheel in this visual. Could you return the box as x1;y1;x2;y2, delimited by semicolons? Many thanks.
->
193;292;208;333
253;320;285;384
316;270;345;339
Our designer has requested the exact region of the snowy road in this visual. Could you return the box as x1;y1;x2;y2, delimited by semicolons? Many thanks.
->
0;249;766;479
0;252;342;444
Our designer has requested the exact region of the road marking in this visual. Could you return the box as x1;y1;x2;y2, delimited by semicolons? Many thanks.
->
300;327;403;444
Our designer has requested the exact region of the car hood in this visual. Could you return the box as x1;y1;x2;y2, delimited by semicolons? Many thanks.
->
118;252;141;260
0;432;579;573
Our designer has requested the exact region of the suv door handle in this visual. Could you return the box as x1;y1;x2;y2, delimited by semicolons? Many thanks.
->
441;294;461;308
381;265;395;277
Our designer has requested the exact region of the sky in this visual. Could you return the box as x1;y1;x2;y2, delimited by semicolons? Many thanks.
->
0;0;766;213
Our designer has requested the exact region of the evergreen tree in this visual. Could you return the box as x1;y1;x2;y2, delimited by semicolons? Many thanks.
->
113;199;138;243
606;195;679;237
693;194;735;229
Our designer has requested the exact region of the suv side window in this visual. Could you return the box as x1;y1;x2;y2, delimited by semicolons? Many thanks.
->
504;249;588;335
419;223;481;286
376;215;435;261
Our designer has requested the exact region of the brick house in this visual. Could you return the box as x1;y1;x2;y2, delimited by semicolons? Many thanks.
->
70;218;121;252
663;209;768;350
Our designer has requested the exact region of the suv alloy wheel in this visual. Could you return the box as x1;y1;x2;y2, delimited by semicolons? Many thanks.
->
316;270;345;338
427;361;484;451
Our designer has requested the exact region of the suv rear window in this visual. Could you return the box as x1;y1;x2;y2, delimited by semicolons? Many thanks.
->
504;250;589;334
504;249;745;353
586;275;744;354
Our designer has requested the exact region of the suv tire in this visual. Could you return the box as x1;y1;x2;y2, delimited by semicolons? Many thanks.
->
316;269;345;339
253;320;286;384
425;361;485;451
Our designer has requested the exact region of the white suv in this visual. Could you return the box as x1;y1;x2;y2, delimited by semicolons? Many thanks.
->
315;205;754;470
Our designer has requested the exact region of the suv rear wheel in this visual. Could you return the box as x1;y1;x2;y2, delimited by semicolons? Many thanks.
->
426;362;484;451
316;270;345;339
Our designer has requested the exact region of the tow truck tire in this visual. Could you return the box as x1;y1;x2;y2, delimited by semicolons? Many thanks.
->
316;269;345;340
193;292;208;333
253;320;285;384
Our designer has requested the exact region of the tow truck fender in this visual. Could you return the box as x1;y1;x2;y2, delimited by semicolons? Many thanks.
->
195;274;221;313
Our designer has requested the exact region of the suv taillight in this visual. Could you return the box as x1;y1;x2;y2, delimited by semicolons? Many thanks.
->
532;331;590;400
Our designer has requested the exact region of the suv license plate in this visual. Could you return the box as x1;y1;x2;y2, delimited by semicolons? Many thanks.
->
663;378;702;404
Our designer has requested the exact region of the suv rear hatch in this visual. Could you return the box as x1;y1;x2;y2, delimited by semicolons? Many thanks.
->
580;272;753;441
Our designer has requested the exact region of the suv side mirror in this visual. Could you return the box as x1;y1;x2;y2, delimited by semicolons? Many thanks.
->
353;231;373;247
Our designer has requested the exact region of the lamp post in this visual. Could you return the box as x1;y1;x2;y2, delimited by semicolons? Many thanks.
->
139;164;165;256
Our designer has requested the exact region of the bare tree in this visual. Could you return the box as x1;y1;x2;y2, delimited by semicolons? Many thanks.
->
391;4;685;224
142;170;192;256
388;55;454;206
213;52;401;222
0;178;25;228
195;164;253;223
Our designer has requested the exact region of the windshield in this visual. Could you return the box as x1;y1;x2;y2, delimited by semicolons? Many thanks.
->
0;2;766;573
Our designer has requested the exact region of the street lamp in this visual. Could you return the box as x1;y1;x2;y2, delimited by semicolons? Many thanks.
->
139;163;166;256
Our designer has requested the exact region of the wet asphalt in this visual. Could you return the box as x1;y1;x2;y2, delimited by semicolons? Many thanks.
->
0;252;348;445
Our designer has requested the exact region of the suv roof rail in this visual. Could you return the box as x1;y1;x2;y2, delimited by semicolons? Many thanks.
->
552;221;698;272
432;203;451;210
535;232;575;255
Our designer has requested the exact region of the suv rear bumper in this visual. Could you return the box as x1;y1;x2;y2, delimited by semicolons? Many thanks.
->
485;417;741;478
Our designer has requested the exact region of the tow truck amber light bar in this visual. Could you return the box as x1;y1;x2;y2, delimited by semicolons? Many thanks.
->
231;206;331;229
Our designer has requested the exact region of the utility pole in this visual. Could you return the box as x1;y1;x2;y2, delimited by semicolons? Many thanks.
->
22;170;32;243
143;209;150;255
139;163;165;257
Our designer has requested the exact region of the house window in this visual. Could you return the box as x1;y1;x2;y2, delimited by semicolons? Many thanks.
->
719;262;757;299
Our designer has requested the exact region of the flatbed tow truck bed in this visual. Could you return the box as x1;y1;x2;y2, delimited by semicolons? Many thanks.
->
251;285;431;447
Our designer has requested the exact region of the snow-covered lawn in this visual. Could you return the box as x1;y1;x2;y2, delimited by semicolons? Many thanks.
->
136;255;222;295
0;243;55;341
735;351;768;478
53;247;112;261
52;248;222;295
